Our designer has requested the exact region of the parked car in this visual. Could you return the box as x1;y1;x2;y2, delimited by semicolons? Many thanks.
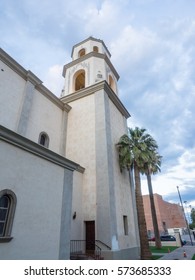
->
160;235;176;241
148;235;176;241
148;234;186;245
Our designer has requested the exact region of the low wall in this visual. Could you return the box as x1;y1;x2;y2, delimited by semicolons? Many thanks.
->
149;241;178;247
149;233;182;247
102;247;140;260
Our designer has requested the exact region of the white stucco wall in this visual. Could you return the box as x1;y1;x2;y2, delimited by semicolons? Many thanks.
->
65;94;96;221
63;56;117;96
108;98;139;249
64;86;139;257
71;171;84;240
0;59;26;131
25;88;66;154
0;140;72;260
0;53;68;156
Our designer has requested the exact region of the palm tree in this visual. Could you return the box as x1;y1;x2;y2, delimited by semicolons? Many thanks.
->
117;127;159;259
142;151;162;249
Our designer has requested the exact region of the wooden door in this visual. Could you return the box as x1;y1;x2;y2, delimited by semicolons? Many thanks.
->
85;221;95;253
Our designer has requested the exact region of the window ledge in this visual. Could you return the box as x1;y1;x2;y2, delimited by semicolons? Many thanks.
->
0;237;13;243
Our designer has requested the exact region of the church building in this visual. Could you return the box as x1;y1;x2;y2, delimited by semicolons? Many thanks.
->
0;37;140;260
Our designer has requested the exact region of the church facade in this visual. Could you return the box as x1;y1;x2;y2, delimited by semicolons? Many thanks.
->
0;37;140;260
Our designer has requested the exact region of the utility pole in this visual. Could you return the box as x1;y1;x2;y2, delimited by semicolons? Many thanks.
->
177;186;193;246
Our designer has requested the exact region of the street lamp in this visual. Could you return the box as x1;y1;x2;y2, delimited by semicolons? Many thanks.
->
176;186;193;246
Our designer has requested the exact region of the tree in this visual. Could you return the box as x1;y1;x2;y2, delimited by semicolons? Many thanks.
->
189;208;195;229
117;127;160;259
190;208;195;224
142;151;162;249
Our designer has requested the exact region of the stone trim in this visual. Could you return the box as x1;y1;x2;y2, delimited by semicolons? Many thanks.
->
0;237;13;243
63;52;119;81
104;82;131;118
61;81;130;119
76;165;85;174
0;125;82;171
17;80;35;136
59;169;73;260
0;48;41;84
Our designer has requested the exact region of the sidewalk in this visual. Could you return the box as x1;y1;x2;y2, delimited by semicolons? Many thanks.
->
158;246;195;260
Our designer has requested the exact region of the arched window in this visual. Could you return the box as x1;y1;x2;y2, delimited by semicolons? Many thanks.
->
78;48;85;58
74;70;85;91
0;195;9;237
93;46;99;53
0;189;17;241
38;132;49;148
108;75;116;93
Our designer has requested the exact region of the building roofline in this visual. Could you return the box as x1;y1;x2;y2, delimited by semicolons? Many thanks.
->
0;125;85;173
0;48;71;112
63;51;119;81
60;80;130;119
71;36;111;58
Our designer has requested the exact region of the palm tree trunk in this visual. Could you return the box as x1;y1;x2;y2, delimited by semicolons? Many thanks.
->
134;163;152;260
146;173;162;249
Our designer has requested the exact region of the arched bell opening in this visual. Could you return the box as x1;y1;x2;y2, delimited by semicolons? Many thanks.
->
73;70;86;92
78;48;86;58
93;46;99;53
108;75;116;93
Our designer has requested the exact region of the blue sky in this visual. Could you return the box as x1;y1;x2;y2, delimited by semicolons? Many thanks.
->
1;0;195;212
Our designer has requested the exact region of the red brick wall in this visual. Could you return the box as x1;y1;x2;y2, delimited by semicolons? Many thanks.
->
143;194;186;235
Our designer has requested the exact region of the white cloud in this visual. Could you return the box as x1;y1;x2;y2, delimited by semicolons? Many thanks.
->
141;147;195;207
80;0;134;41
110;25;158;72
44;65;64;97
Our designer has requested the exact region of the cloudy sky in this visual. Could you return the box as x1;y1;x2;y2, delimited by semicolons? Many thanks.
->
1;0;195;213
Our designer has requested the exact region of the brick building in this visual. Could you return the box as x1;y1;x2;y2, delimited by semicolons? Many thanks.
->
143;193;186;236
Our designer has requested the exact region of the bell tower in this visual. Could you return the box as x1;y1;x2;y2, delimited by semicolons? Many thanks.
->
61;36;119;97
61;37;139;260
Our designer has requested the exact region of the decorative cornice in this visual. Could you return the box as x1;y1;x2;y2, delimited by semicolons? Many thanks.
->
0;125;83;172
104;82;131;119
0;48;33;81
60;81;130;119
63;52;119;81
61;81;103;103
76;165;85;174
